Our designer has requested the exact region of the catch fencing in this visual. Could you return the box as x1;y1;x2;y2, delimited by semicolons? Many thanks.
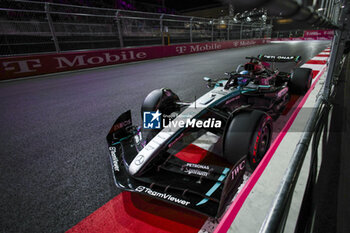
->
0;0;272;56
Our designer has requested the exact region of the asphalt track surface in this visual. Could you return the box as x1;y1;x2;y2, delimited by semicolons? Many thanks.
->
0;41;329;233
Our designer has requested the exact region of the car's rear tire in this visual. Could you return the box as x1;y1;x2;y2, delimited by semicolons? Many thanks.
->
223;110;272;170
289;68;313;94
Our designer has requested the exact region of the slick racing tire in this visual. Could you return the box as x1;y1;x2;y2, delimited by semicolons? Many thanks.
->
141;88;180;141
289;68;313;94
223;110;272;170
141;88;180;119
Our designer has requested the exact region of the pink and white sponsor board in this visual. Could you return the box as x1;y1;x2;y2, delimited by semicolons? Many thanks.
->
304;29;334;40
271;30;334;41
0;39;270;81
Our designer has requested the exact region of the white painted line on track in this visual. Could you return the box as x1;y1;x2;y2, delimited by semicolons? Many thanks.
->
310;56;329;61
300;64;325;70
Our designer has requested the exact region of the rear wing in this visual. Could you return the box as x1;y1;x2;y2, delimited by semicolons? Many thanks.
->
257;54;301;63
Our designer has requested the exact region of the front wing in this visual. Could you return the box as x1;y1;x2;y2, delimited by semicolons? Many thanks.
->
106;111;246;217
108;140;246;217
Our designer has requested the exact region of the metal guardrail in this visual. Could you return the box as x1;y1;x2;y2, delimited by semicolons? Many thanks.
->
258;0;349;232
271;30;304;39
0;0;272;56
232;0;340;29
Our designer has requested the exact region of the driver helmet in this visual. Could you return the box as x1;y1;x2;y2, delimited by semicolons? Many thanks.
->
237;70;249;86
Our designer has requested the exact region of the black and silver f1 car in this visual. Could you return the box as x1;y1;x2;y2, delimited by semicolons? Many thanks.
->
106;54;313;217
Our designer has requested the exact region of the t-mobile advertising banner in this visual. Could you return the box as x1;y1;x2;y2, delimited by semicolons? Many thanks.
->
272;30;334;41
0;39;270;80
271;30;334;42
303;29;334;40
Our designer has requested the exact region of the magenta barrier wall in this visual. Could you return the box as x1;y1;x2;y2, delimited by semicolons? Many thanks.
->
0;38;270;81
304;29;334;40
271;37;333;41
271;30;334;41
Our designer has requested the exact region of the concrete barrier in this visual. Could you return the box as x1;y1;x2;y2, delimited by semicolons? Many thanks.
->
0;38;270;81
271;30;334;41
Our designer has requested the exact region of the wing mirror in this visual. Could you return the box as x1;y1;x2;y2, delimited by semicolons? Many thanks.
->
203;77;215;88
203;77;211;82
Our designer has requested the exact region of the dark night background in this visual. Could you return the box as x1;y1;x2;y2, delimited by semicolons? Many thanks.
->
31;0;225;13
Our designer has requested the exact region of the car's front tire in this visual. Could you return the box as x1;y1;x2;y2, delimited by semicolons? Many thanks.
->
141;88;180;141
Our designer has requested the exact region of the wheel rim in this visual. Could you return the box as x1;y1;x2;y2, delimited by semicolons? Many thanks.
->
256;124;271;163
